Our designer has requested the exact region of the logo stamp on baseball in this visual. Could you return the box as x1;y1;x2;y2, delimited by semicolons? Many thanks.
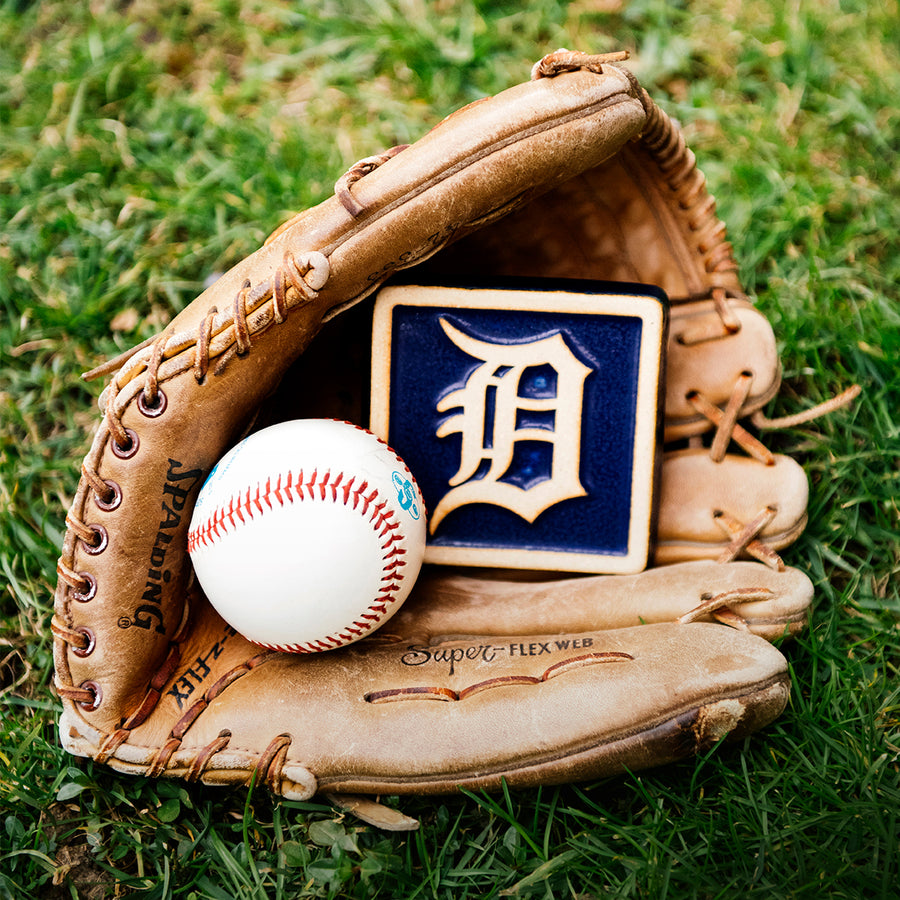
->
187;419;426;653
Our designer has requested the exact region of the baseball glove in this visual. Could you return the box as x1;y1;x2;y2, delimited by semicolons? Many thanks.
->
54;50;819;830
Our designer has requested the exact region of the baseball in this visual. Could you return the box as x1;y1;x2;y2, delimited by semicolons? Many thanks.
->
187;419;426;653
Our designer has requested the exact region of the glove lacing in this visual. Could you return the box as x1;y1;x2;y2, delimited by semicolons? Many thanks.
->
54;250;331;713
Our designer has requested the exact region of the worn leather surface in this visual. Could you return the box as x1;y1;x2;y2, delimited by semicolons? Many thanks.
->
53;53;806;815
60;611;789;798
393;559;813;643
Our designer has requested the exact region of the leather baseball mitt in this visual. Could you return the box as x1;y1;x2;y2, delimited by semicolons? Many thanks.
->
53;51;817;829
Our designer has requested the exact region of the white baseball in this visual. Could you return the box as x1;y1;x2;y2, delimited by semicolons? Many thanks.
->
187;419;426;653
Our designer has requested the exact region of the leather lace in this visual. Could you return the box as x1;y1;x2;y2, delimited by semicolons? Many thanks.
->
335;144;410;217
684;373;858;570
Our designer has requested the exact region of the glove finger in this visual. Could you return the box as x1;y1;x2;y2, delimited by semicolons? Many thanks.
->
655;448;808;567
386;559;813;644
665;298;781;440
61;611;788;800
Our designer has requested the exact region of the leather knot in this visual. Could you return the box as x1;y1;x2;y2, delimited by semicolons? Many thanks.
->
531;49;630;80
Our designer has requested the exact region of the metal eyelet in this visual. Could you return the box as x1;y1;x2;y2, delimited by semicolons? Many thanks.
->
138;389;167;418
94;480;122;512
111;428;139;459
81;524;109;556
72;572;97;603
77;681;102;711
72;627;96;658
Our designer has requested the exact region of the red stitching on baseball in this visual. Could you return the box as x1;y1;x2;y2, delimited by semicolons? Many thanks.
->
187;466;414;648
272;474;284;506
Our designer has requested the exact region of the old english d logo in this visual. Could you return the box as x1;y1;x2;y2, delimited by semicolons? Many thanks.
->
432;318;590;530
370;283;667;574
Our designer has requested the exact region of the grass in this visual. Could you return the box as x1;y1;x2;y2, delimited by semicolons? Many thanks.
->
1;0;898;896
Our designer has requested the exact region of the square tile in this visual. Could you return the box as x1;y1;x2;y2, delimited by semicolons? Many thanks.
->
370;282;667;573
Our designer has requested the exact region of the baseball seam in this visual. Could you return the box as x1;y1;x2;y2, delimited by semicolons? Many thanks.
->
187;469;408;653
